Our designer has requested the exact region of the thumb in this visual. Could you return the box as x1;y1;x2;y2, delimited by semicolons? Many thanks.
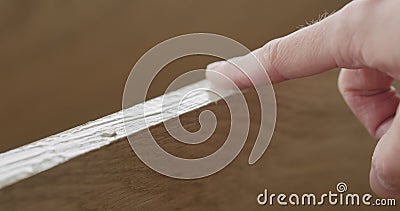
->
371;106;400;198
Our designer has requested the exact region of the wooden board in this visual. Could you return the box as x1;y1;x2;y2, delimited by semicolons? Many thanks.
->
0;72;397;210
0;80;235;189
2;1;392;210
0;0;351;153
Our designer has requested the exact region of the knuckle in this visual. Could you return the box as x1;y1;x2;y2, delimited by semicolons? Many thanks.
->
333;0;380;66
261;38;287;81
263;39;280;72
342;0;378;14
339;0;381;35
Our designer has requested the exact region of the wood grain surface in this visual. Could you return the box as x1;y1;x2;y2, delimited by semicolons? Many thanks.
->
2;1;393;210
0;0;350;152
0;71;395;210
0;80;235;189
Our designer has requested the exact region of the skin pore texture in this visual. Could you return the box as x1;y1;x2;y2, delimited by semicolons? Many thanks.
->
206;0;400;199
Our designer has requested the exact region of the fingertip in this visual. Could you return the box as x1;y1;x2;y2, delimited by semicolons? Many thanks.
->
206;61;224;70
370;139;400;199
205;61;237;89
370;165;400;199
205;59;252;90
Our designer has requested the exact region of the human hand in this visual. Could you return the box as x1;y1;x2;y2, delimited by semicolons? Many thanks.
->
206;0;400;198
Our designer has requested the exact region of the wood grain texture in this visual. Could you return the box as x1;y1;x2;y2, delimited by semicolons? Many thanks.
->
0;0;351;152
2;1;388;210
0;80;236;189
0;71;397;210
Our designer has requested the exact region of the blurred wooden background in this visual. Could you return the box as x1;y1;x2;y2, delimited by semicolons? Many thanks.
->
0;0;350;152
1;1;397;210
